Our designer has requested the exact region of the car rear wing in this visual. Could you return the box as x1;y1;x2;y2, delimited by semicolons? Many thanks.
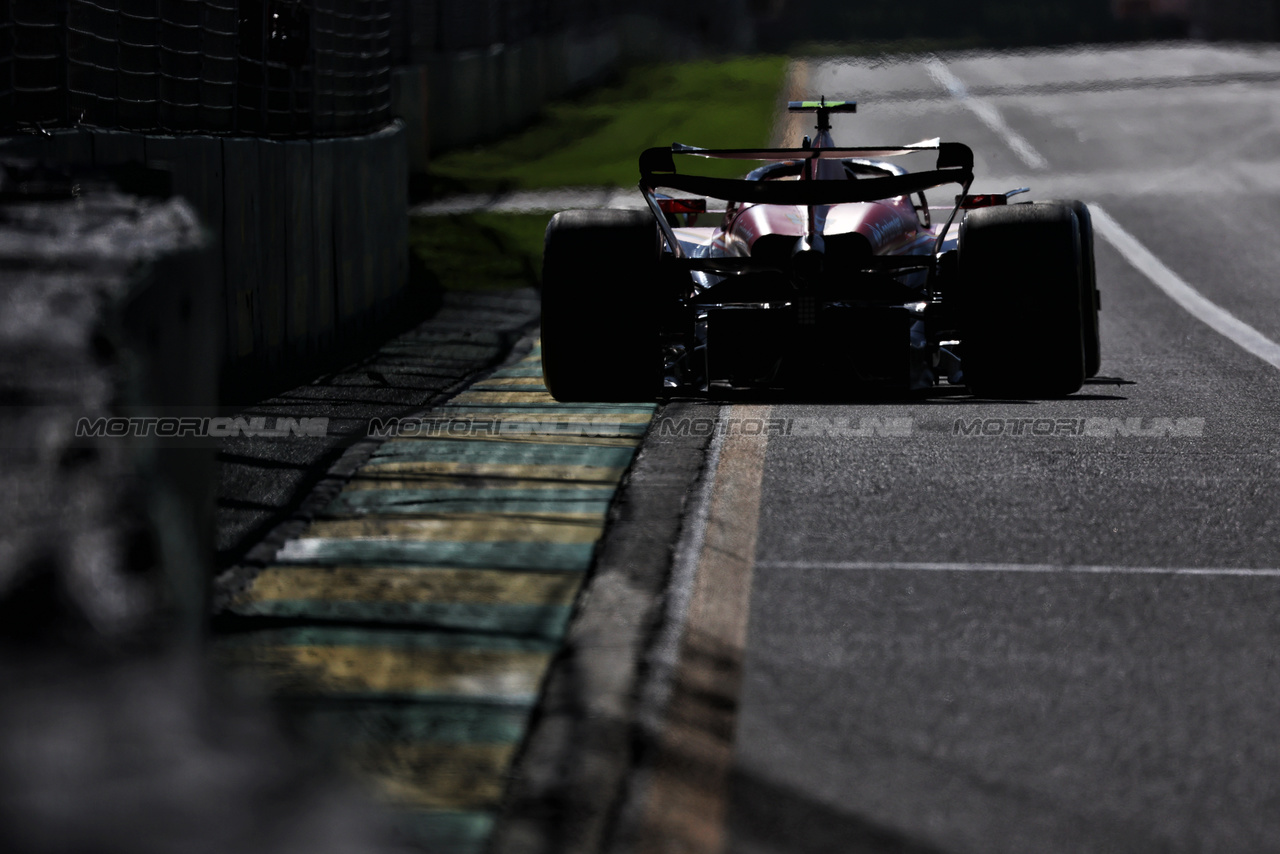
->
638;141;975;259
639;142;973;205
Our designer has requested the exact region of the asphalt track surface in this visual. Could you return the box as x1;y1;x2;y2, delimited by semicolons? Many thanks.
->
624;44;1280;854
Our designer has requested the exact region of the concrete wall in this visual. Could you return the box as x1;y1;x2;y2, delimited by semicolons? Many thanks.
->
0;123;410;401
391;65;431;174
1189;0;1280;39
387;1;761;158
422;25;622;153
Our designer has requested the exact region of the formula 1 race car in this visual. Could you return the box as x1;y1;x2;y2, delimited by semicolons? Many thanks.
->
540;98;1100;401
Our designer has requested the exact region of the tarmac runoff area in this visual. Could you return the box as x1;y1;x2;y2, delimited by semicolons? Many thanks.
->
213;340;658;853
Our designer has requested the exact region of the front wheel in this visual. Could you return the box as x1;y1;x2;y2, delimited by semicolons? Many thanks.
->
958;203;1086;398
540;209;663;402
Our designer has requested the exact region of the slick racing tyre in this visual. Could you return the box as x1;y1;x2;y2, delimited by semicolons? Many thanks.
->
958;203;1086;398
1039;199;1101;377
540;209;663;402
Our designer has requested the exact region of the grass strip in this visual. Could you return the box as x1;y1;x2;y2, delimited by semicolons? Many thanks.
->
427;55;790;194
413;55;790;291
409;213;549;291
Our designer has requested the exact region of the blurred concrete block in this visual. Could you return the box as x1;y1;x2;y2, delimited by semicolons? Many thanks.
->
0;167;217;646
0;654;406;854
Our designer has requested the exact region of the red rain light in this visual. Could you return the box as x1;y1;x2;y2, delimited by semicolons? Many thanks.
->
657;198;707;214
957;194;1009;209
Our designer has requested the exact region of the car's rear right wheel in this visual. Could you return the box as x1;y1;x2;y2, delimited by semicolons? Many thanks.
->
959;203;1086;398
1039;198;1101;377
540;209;663;402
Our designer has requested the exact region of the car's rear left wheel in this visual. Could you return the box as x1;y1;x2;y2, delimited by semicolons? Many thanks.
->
959;203;1086;398
540;209;663;402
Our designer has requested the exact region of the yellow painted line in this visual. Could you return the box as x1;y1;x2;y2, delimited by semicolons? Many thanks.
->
385;433;641;448
223;645;551;697
244;566;582;605
305;514;606;543
357;461;627;483
451;390;558;405
343;474;619;492
349;742;517;810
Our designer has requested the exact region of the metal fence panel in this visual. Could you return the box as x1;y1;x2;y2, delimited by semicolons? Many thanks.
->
158;0;203;130
67;0;121;130
8;1;394;138
113;0;159;131
0;11;12;123
314;0;392;135
10;1;67;130
197;0;237;131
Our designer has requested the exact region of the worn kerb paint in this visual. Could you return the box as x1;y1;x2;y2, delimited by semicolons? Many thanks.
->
342;475;620;492
327;488;616;516
217;343;658;844
355;461;629;483
636;405;771;854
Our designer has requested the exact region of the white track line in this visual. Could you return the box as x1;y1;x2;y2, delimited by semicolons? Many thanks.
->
613;404;728;849
925;56;1049;170
926;55;1280;372
636;405;727;731
757;560;1280;577
1090;204;1280;370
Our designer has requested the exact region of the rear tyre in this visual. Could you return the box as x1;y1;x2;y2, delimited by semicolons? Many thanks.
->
1041;199;1101;377
959;203;1086;398
540;209;662;402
